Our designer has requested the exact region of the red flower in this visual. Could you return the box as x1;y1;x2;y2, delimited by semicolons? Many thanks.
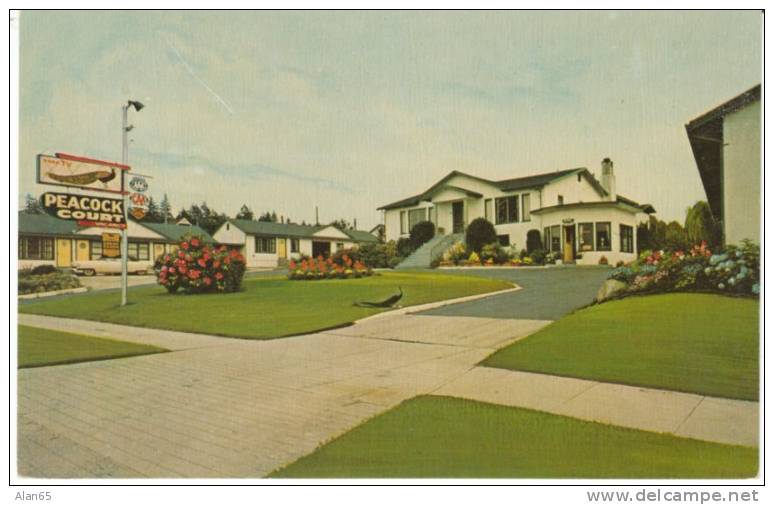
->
203;277;212;286
197;258;207;268
213;260;221;268
179;266;187;274
178;251;185;258
190;237;200;247
181;242;189;250
224;257;231;264
188;269;201;279
185;254;193;262
215;272;224;280
169;267;176;274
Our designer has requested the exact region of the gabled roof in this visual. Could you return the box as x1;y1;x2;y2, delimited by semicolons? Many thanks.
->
142;222;215;243
685;84;761;220
18;211;79;236
227;219;378;242
377;167;604;210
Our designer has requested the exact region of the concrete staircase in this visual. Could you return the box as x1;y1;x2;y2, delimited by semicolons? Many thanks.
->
395;233;463;269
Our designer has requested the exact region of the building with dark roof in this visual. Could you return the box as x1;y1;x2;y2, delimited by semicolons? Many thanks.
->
377;159;655;266
686;84;761;245
213;219;379;268
18;211;213;271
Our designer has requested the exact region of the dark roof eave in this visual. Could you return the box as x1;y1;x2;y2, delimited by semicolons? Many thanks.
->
532;200;654;215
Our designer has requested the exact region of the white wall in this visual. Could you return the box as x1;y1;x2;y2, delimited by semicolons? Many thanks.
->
541;172;604;207
212;222;247;245
539;205;640;265
723;101;761;245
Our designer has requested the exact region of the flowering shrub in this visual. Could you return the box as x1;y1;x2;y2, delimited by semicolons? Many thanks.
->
287;253;373;280
607;240;759;298
154;235;246;294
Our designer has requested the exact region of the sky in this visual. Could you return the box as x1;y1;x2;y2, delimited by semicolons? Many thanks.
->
18;10;761;230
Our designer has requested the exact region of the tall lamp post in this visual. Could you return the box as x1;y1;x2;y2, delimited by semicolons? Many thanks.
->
121;99;144;307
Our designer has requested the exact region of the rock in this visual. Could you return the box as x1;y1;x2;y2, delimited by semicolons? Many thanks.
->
596;279;628;303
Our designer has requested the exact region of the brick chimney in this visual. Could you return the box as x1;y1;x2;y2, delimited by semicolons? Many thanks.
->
601;158;616;201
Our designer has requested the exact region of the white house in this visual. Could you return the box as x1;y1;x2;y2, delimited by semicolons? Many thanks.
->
378;159;655;266
686;84;761;245
213;220;379;268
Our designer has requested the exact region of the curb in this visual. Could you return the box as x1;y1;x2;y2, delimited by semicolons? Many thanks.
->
18;287;89;300
353;282;522;324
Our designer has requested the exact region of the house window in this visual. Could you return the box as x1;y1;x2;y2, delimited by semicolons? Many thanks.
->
255;236;276;254
578;223;594;252
595;222;612;251
558;195;564;205
408;208;426;231
290;238;300;253
19;237;54;260
521;194;531;222
128;242;150;261
400;211;407;234
495;196;519;224
497;234;510;246
484;199;493;222
336;242;345;251
620;224;634;253
550;225;561;253
90;240;103;259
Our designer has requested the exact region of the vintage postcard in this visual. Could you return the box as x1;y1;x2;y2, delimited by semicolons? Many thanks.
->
12;9;763;491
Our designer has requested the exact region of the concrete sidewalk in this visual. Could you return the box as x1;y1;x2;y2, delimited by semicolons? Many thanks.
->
17;312;545;478
434;366;759;447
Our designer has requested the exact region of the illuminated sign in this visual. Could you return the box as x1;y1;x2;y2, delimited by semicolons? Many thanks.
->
37;153;128;194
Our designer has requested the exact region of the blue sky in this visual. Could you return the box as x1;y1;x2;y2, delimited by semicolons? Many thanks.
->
19;10;761;229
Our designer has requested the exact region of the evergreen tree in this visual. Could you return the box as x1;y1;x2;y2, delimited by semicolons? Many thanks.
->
684;201;721;248
160;194;173;224
23;193;43;214
258;211;277;222
236;204;254;220
146;196;161;223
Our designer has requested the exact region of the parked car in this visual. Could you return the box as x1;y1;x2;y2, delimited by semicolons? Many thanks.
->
71;258;152;276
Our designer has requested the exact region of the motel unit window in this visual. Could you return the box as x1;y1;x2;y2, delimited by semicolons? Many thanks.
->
408;208;427;232
128;242;150;261
521;194;531;222
400;211;407;234
620;225;634;253
290;239;300;253
90;240;103;260
495;196;518;224
595;222;612;251
578;223;594;252
255;236;276;254
19;237;54;260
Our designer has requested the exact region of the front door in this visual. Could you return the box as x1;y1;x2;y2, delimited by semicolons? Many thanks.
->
452;201;465;234
563;225;576;263
76;240;90;261
277;238;287;259
56;239;72;267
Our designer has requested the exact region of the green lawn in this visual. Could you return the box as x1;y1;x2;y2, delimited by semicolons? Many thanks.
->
19;272;512;339
18;325;167;368
483;293;759;401
272;396;757;478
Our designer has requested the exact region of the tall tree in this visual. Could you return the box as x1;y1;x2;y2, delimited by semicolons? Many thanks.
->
145;196;161;223
258;211;277;222
329;218;353;230
685;201;721;249
24;193;43;214
159;193;173;224
236;204;254;220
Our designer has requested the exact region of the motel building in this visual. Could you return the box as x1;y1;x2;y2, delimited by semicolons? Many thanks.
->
378;158;655;266
18;211;214;272
213;219;380;269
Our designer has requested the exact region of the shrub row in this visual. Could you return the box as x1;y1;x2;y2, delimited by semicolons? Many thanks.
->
288;252;373;280
18;269;81;295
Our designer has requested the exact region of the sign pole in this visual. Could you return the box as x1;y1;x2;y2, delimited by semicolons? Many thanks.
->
120;104;129;307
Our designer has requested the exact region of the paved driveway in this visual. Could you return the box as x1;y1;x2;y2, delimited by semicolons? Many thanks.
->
419;266;611;320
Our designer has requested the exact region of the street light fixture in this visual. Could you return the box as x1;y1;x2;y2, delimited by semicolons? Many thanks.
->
120;99;144;307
